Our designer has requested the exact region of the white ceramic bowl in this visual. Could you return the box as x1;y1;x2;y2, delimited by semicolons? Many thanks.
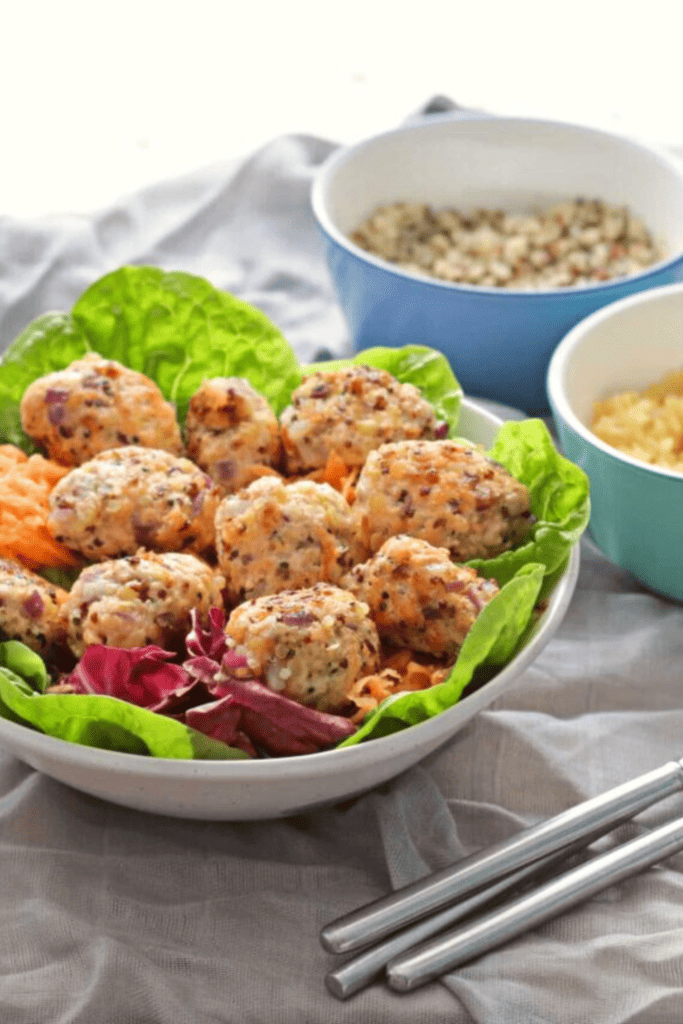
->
548;282;683;601
312;114;683;414
0;398;579;820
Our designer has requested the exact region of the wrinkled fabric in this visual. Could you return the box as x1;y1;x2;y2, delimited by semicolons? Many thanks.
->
1;107;683;1024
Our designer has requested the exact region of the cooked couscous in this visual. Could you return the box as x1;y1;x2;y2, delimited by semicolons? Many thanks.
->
592;376;683;471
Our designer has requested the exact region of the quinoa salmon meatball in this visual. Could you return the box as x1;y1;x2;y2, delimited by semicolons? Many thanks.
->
64;551;225;657
224;583;380;713
47;447;219;561
215;476;365;605
0;557;68;657
342;535;500;658
353;439;534;561
184;377;281;494
279;364;440;474
20;353;183;466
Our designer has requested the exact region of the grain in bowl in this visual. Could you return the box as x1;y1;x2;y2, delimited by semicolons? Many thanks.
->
591;372;683;471
351;198;663;290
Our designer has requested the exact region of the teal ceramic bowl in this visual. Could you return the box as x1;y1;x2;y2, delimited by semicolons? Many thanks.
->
547;282;683;601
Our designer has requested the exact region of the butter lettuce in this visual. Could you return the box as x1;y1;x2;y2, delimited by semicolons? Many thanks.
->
468;418;591;596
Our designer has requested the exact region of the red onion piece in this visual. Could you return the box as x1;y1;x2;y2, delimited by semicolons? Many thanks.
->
191;489;205;519
22;591;44;619
131;514;156;547
214;460;235;483
44;388;69;426
280;611;316;627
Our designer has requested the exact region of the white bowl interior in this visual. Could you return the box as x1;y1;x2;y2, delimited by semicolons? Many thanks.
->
0;398;579;820
317;116;683;263
548;283;683;430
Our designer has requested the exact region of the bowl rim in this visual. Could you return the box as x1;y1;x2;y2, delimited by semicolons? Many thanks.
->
311;112;683;300
0;396;580;781
547;279;683;481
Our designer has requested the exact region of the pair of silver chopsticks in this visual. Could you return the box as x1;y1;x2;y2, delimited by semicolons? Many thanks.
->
321;758;683;998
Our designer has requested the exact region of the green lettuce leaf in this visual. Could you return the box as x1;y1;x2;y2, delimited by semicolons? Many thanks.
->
0;641;248;760
0;639;49;693
302;345;463;436
0;266;302;452
468;418;591;591
340;562;545;746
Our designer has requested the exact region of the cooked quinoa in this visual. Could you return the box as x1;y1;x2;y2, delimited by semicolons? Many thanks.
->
350;199;662;289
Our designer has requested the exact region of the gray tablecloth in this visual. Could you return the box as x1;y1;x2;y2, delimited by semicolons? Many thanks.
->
1;106;683;1024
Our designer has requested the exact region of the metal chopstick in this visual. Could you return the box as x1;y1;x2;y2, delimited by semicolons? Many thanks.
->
386;812;683;991
325;843;587;1000
320;758;683;955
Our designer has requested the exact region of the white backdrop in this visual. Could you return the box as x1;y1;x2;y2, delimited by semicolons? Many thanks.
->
2;0;681;217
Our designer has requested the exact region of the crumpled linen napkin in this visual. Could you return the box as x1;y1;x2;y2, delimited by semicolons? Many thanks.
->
0;133;347;365
1;100;683;1024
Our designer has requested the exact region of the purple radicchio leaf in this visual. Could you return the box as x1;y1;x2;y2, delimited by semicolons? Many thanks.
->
186;678;356;757
182;697;258;757
183;654;226;687
185;606;229;661
183;647;254;692
65;644;192;709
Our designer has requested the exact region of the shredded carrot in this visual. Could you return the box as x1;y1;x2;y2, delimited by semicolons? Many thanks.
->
241;463;283;485
301;450;360;503
382;648;415;673
348;650;451;721
319;450;350;491
0;446;80;570
0;445;28;467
